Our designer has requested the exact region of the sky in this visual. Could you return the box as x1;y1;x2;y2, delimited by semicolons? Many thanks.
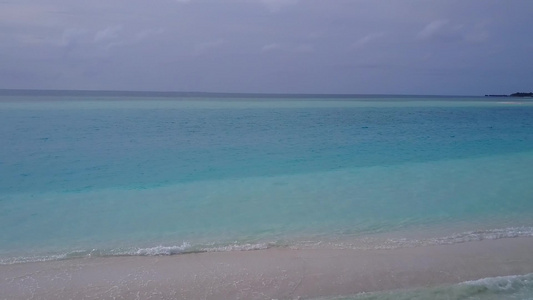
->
0;0;532;95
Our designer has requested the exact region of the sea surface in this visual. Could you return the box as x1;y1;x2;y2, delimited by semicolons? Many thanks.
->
326;273;533;300
1;92;533;297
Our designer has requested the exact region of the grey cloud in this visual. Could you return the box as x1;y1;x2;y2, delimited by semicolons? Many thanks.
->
351;32;386;49
259;0;299;12
417;20;452;40
61;28;88;47
261;43;314;53
0;0;532;95
417;19;490;45
94;26;123;43
136;28;165;41
261;43;282;52
194;39;226;55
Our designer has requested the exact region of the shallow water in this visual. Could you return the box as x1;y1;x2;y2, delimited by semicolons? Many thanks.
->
326;273;533;300
1;95;533;265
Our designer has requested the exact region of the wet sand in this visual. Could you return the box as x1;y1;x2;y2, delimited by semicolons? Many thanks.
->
1;237;533;300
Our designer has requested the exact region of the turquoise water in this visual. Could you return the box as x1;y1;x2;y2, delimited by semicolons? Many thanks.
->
1;95;533;265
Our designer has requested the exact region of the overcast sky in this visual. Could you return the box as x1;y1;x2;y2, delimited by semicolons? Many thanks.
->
1;0;531;95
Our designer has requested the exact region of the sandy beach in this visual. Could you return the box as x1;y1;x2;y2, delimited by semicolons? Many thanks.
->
1;237;532;300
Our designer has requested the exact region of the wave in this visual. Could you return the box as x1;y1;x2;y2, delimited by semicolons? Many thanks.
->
0;242;274;265
325;273;533;300
292;226;533;250
117;242;192;256
112;242;271;256
2;227;532;265
375;226;533;250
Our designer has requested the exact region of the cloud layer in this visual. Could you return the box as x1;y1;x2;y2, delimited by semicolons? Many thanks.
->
0;0;531;95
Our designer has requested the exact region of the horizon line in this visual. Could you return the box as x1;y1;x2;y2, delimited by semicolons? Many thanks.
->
0;88;478;98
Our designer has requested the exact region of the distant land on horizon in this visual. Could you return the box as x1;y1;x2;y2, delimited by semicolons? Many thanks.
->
485;92;533;98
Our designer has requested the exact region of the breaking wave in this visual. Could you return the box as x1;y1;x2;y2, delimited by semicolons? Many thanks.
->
2;227;532;265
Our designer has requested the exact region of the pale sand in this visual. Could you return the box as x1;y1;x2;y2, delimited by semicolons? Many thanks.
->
1;237;532;300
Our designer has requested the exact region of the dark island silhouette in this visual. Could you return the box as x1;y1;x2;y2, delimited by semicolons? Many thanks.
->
510;92;533;97
485;92;533;97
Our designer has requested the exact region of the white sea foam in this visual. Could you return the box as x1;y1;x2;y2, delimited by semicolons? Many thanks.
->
424;227;533;245
0;244;193;265
291;227;533;250
324;273;533;300
200;242;271;252
461;273;533;291
116;242;272;256
118;242;192;256
0;250;88;265
1;227;532;265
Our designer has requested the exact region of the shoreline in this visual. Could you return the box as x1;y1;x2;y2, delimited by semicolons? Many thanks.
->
1;237;532;299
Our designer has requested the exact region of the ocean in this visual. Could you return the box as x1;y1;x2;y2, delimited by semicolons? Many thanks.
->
1;92;533;299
